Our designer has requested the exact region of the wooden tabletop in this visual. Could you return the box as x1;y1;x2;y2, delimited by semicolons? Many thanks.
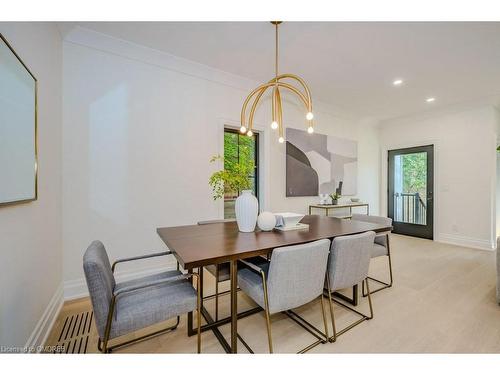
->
157;215;392;269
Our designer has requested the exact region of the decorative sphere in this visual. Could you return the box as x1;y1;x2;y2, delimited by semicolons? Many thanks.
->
306;112;314;120
271;121;278;129
278;136;285;143
307;126;314;134
240;126;247;133
257;212;276;231
247;130;253;137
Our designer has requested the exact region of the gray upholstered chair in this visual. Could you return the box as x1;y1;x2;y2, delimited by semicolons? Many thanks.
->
325;231;376;342
197;219;236;321
351;214;393;296
237;239;331;353
83;240;201;353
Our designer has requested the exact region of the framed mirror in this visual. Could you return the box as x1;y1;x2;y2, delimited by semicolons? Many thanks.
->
0;33;37;206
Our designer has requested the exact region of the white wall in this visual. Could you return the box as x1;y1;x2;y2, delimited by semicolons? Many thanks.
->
379;105;498;250
61;27;380;298
495;106;500;238
0;23;63;347
496;151;500;238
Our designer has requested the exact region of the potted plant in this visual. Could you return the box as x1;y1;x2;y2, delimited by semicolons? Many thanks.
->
329;192;341;205
209;155;258;232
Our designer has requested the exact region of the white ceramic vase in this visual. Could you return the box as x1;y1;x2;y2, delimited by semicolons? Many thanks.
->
235;190;258;232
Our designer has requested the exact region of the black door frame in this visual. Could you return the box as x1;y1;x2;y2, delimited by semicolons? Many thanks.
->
388;144;434;240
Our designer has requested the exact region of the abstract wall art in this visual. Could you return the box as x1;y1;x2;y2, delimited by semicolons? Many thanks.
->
286;128;358;197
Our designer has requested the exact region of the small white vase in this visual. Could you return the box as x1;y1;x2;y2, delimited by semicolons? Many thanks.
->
257;211;276;231
235;190;258;232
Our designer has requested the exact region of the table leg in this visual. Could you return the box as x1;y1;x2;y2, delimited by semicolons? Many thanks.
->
230;259;238;353
309;206;311;215
187;268;193;335
327;284;359;306
326;208;329;217
353;284;359;305
199;266;204;310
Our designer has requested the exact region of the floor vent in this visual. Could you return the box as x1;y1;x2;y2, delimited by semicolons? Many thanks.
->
52;310;93;354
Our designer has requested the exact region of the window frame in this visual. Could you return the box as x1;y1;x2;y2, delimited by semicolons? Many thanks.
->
223;128;259;218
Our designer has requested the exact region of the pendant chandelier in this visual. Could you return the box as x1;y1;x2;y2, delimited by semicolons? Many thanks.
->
240;21;314;143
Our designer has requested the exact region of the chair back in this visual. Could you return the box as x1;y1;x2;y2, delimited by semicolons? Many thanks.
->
327;231;376;291
83;240;116;338
351;213;392;228
351;214;392;246
266;239;330;313
197;219;236;225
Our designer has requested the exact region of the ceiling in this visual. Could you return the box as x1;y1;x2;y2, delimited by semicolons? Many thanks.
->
68;22;500;120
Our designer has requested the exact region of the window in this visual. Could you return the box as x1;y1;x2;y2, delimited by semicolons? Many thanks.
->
223;128;259;219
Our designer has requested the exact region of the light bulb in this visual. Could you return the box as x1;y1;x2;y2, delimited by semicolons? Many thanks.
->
307;126;314;134
271;121;278;130
240;126;247;133
247;130;253;137
278;137;284;143
306;112;314;121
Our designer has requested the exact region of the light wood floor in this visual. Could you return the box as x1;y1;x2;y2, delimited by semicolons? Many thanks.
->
45;234;500;353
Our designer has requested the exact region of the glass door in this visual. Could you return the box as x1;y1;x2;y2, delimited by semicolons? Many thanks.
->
388;145;434;239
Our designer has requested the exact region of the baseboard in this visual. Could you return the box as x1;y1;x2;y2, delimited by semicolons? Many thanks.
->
25;284;64;351
437;233;495;251
63;265;170;301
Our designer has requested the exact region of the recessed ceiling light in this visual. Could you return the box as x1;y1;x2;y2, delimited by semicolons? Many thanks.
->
393;79;403;86
426;97;436;103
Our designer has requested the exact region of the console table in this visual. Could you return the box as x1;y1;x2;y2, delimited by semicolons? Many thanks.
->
309;202;369;218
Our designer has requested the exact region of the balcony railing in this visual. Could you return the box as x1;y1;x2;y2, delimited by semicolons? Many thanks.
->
394;192;427;225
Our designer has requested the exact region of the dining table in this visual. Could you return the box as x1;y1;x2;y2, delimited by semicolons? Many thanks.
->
156;214;392;353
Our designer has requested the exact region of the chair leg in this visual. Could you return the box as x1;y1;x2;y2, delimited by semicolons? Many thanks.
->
290;295;330;353
320;295;329;340
387;239;394;286
365;277;374;319
100;316;181;353
101;295;116;353
261;270;273;354
239;277;327;353
102;340;109;354
327;277;374;340
325;273;337;343
264;307;273;354
215;266;219;321
363;234;393;297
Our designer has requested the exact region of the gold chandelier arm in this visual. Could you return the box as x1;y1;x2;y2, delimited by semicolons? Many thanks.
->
272;85;277;123
240;82;275;128
248;86;269;131
276;74;312;110
276;86;283;138
242;80;310;131
276;82;310;109
265;75;312;109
